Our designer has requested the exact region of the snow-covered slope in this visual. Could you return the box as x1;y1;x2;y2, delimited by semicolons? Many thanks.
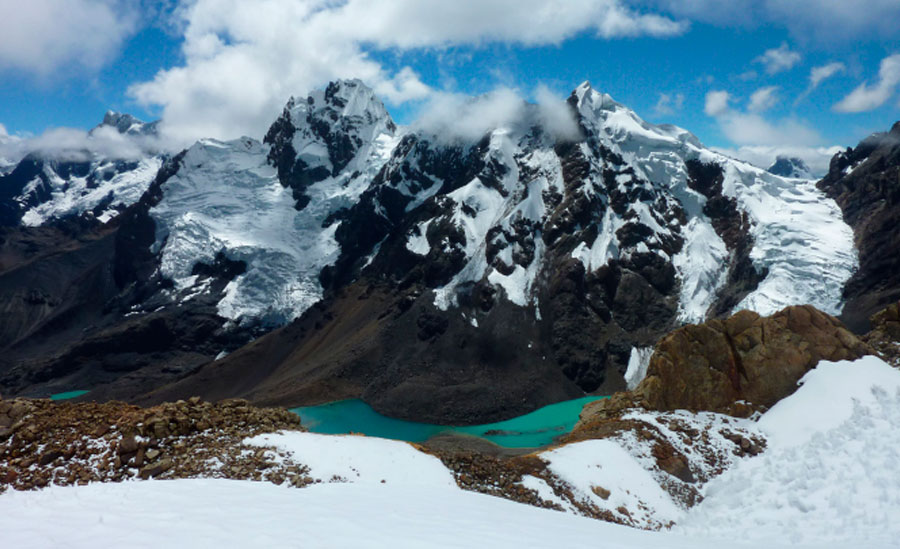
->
562;83;854;320
676;355;900;546
336;81;855;324
0;480;751;549
150;81;398;326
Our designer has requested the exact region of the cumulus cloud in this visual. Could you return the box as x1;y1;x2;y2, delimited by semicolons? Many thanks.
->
748;86;779;113
704;91;731;117
534;85;582;141
129;0;688;144
713;144;843;178
654;92;685;116
833;54;900;113
715;113;822;147
754;43;802;75
0;0;138;76
642;0;900;43
704;87;822;148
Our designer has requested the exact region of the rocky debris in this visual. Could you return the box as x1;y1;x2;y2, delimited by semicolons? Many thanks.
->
863;300;900;367
424;404;764;530
0;396;309;493
603;305;871;416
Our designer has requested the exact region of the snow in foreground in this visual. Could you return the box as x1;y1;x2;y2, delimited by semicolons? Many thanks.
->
0;479;847;549
675;355;900;546
1;356;898;548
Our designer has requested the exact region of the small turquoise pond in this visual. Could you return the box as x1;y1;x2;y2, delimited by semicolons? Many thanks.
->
291;396;608;448
49;390;90;401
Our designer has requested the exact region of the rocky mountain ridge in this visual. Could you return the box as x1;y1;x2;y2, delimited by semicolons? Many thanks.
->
0;79;897;424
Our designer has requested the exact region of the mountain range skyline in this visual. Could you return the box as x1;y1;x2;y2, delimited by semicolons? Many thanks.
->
2;1;900;177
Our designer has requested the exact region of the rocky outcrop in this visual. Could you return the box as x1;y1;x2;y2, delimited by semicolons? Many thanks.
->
0;396;306;492
576;305;871;424
818;121;900;331
634;305;870;413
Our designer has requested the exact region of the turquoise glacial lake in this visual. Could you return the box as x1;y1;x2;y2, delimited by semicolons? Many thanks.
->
49;390;90;401
291;396;608;448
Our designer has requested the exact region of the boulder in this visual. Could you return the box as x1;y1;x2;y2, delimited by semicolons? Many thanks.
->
632;306;870;414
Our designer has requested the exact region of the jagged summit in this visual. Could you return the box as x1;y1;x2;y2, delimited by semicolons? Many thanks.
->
264;79;397;209
92;111;159;137
767;156;812;179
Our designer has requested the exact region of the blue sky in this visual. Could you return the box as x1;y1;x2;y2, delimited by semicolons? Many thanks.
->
2;1;900;174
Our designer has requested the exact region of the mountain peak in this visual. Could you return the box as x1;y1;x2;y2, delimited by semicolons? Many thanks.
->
94;111;158;137
767;156;813;179
570;80;624;117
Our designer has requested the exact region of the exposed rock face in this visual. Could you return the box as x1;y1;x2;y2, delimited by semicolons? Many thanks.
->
0;396;306;492
818;121;900;331
576;305;871;422
634;305;870;413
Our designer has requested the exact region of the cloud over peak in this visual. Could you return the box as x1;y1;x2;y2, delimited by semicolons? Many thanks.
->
128;0;688;144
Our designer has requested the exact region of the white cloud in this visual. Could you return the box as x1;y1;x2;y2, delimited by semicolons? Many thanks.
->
645;0;900;43
716;112;822;147
748;86;779;113
736;70;757;82
703;87;822;148
809;62;846;89
713;144;843;177
833;54;900;113
654;92;685;116
410;85;583;143
534;85;582;141
754;43;801;75
413;88;525;142
0;0;138;76
704;90;731;117
0;123;168;167
129;0;688;144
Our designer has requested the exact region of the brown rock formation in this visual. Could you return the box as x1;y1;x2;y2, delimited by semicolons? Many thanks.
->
576;305;871;426
633;306;870;414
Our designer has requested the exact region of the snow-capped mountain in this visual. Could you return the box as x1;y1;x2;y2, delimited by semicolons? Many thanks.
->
145;80;857;423
0;112;164;227
147;79;399;327
766;156;813;179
